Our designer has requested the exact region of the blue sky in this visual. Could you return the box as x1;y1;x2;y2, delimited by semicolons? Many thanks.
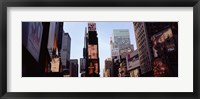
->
63;22;136;77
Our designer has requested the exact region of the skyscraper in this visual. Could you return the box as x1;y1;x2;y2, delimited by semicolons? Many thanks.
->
111;29;134;58
85;22;100;77
133;22;152;76
46;22;65;76
61;32;71;76
81;27;88;77
111;29;132;50
56;22;64;54
110;29;134;77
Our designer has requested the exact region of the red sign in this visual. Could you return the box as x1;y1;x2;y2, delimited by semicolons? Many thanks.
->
88;22;96;31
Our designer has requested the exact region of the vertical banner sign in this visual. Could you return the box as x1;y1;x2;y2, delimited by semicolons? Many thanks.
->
51;58;60;72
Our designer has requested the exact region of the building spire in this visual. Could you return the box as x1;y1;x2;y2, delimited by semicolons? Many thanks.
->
84;27;87;48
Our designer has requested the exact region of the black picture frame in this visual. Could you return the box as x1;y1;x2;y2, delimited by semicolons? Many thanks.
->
0;0;199;99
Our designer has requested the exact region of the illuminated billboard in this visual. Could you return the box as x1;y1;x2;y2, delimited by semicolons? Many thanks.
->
111;48;119;57
88;45;98;59
151;28;175;76
119;45;134;58
88;60;99;75
26;22;43;62
126;50;140;71
151;28;175;57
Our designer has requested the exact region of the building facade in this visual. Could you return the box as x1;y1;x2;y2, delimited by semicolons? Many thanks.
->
22;22;51;77
111;29;132;50
56;22;64;55
22;22;64;77
133;22;178;77
46;22;64;76
110;29;134;77
84;22;100;77
81;27;88;77
80;58;86;77
103;58;113;77
133;22;152;76
70;59;78;77
61;32;71;76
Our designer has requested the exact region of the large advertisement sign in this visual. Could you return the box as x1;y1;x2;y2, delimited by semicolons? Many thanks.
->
26;22;43;62
88;60;99;75
126;51;140;71
88;45;98;59
111;48;119;57
151;28;175;76
119;45;134;58
151;28;175;57
51;57;60;72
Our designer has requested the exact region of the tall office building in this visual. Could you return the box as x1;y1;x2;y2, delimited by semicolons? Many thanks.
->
44;22;63;76
85;22;100;77
60;32;71;76
81;27;88;77
56;22;64;54
111;29;134;58
133;22;178;77
47;22;64;76
111;29;132;50
133;22;152;76
110;29;134;77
